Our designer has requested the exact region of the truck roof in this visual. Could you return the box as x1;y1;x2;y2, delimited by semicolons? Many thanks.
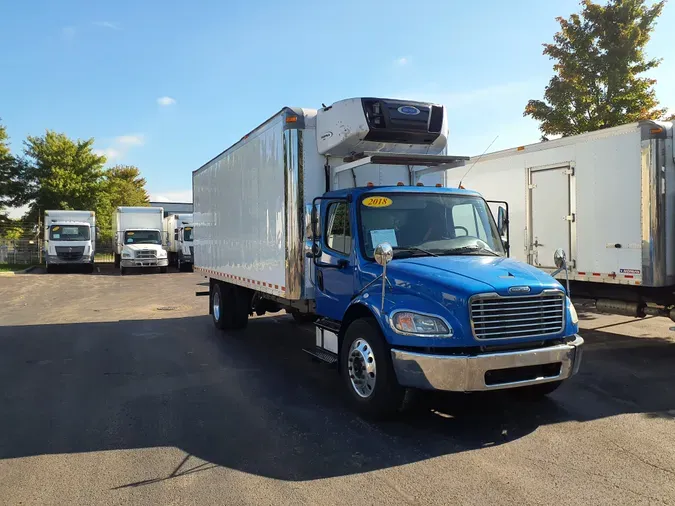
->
323;185;482;199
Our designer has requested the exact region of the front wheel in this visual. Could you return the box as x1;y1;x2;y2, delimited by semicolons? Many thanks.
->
120;266;127;276
160;266;168;273
340;318;405;419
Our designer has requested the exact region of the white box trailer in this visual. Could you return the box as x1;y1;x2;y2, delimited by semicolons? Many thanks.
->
163;213;194;271
446;120;675;319
44;210;96;273
112;206;169;274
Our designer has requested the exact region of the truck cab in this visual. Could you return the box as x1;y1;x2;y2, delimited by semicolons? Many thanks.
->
163;213;194;271
177;222;194;271
113;206;169;275
44;210;96;273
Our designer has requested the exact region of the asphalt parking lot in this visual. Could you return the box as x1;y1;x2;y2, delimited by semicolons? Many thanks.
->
0;266;674;505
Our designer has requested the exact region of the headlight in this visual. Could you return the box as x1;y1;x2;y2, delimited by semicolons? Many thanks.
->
157;250;167;258
391;311;453;336
122;251;133;258
567;297;579;324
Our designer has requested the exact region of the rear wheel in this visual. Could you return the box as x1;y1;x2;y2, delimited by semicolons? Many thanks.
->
87;263;95;274
177;257;182;272
340;318;405;419
211;282;250;331
46;264;54;274
120;266;127;276
511;380;562;400
114;254;120;268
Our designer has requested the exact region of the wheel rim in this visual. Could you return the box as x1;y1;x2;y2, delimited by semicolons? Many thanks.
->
213;290;221;321
347;337;376;398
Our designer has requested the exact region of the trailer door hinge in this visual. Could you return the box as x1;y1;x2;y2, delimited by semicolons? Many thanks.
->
565;214;576;222
528;184;537;189
565;168;575;175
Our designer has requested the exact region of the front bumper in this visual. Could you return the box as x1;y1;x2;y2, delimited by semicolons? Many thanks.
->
121;258;169;268
390;335;584;392
47;255;92;265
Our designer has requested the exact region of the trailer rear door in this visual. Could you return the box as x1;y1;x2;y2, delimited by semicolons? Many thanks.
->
528;164;573;269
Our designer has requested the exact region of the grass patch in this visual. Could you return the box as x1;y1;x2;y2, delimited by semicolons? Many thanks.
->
0;264;35;272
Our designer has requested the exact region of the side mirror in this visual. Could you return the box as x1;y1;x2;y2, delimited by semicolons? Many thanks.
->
553;248;566;269
374;242;393;266
311;242;322;258
497;206;507;238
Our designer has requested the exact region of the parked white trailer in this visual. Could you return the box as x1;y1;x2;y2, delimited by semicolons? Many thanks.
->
112;206;169;275
446;120;675;319
163;213;194;271
44;210;96;273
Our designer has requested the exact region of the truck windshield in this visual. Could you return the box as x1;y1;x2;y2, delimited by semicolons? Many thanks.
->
125;230;161;245
359;193;505;259
49;225;90;241
183;227;193;242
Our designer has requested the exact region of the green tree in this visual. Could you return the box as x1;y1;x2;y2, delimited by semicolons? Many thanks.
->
525;0;671;137
96;165;150;241
17;131;107;220
0;119;17;215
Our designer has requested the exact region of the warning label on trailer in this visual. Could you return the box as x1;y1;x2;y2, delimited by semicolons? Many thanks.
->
619;268;641;275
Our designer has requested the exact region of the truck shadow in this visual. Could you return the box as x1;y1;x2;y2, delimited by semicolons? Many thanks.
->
0;314;673;482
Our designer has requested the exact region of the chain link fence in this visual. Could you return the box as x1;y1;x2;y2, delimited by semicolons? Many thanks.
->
0;222;41;266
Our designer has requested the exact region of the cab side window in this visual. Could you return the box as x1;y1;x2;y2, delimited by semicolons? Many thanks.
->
325;201;352;255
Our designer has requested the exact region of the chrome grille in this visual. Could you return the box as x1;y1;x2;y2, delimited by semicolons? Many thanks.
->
470;291;565;339
136;249;157;260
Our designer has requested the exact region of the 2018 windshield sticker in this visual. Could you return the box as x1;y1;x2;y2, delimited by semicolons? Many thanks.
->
52;226;60;231
362;196;393;208
127;231;134;235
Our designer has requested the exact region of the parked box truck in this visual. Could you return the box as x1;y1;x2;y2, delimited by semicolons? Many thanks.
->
44;210;96;273
193;97;583;417
163;213;194;271
112;206;168;275
446;121;675;320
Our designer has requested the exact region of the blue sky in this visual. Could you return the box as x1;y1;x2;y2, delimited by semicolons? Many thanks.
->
1;0;673;214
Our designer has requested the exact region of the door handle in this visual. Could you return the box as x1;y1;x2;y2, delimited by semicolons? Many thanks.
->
336;259;349;269
317;270;324;291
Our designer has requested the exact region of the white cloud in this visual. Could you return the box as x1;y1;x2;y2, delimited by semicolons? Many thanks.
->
115;134;145;146
157;96;177;107
93;21;121;30
149;191;193;203
93;147;121;161
394;57;409;66
94;133;145;163
5;205;29;219
62;26;76;40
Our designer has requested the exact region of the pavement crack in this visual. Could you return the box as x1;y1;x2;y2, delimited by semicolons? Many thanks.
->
608;440;675;477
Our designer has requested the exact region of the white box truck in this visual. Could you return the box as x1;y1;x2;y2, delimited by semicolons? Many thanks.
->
112;206;169;275
44;210;96;273
193;97;583;418
163;213;194;271
446;120;675;320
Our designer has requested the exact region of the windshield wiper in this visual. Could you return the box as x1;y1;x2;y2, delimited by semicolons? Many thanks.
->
392;246;438;257
444;245;500;256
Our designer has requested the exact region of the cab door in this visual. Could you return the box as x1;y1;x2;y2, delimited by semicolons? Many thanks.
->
315;200;355;321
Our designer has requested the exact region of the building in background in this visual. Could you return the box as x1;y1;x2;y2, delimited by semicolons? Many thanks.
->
149;201;193;218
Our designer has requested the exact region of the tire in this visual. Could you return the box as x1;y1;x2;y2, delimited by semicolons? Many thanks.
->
177;258;182;272
46;264;54;274
87;263;95;274
340;318;405;419
511;380;562;400
291;312;318;324
160;266;168;274
120;266;126;276
211;282;250;331
114;254;121;268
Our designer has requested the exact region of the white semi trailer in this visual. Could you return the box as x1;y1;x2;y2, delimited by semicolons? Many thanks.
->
44;210;96;273
112;206;169;275
446;120;675;320
163;213;194;271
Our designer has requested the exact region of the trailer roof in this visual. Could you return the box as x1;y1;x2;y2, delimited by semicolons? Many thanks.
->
461;120;671;165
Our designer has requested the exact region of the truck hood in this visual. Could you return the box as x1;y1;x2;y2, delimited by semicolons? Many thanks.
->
387;255;562;298
124;244;164;252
